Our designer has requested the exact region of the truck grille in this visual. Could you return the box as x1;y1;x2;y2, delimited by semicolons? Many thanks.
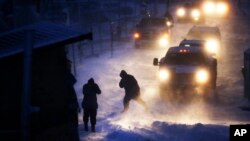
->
140;32;157;40
172;73;194;85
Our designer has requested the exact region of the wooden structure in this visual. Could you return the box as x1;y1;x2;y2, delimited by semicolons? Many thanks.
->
0;22;92;141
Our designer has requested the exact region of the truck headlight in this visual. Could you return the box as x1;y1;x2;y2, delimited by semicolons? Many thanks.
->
159;69;170;81
216;2;228;15
158;34;169;47
177;8;185;17
159;38;169;47
203;1;228;16
205;39;220;54
191;9;200;19
195;69;209;84
134;32;140;39
166;21;172;27
203;1;215;15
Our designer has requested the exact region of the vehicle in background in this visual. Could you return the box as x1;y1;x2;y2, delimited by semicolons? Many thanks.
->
186;25;221;58
202;0;230;17
175;2;205;23
153;46;217;95
164;11;174;28
133;17;171;48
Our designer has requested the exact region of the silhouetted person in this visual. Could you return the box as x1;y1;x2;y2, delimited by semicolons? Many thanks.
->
119;70;147;113
82;78;101;132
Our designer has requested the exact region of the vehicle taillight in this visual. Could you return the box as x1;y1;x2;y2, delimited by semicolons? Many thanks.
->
179;49;190;53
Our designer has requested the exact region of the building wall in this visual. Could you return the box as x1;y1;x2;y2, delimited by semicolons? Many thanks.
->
0;46;79;141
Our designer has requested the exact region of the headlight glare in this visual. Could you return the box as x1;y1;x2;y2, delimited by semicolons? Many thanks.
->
134;32;140;39
177;8;185;17
203;1;215;14
166;21;172;27
196;69;209;84
216;2;228;15
205;39;219;54
159;38;169;47
158;34;169;47
159;69;170;81
191;9;200;18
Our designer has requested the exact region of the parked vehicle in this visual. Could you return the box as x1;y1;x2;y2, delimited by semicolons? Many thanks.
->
133;17;171;48
175;2;205;23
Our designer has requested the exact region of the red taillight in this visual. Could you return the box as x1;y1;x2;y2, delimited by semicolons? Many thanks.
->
179;49;190;53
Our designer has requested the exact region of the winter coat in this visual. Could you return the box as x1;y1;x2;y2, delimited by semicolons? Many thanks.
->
82;80;101;109
119;74;140;99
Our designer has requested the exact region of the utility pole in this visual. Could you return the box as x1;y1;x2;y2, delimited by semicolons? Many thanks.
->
166;0;170;10
110;22;114;57
153;0;158;16
21;30;33;141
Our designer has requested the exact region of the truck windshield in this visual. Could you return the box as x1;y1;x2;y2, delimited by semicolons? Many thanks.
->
165;52;206;65
187;30;220;40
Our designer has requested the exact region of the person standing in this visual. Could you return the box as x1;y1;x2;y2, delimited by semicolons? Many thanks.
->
119;70;147;113
82;78;101;132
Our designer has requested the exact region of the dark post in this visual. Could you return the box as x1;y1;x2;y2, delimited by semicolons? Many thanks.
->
21;30;33;141
153;0;158;16
244;48;250;101
110;22;114;57
72;43;77;76
166;0;170;9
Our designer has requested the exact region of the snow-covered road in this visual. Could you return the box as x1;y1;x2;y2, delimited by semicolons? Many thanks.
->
71;15;250;141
